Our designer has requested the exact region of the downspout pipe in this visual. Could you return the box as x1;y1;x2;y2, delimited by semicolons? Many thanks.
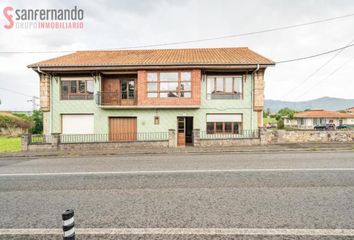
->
252;64;260;75
37;66;47;75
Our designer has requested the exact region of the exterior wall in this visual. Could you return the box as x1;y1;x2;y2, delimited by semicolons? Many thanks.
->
200;73;256;131
343;118;354;125
253;69;265;127
49;72;258;134
39;74;50;112
42;112;50;135
286;117;354;129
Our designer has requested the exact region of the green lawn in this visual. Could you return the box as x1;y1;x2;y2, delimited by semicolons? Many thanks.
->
0;136;21;152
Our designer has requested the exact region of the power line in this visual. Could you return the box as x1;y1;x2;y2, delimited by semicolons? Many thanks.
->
1;12;354;54
0;87;36;97
279;38;354;99
294;54;354;100
275;42;354;64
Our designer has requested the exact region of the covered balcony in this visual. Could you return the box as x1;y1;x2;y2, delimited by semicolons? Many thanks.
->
96;76;137;107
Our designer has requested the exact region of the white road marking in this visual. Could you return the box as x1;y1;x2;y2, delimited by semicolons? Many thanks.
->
1;228;354;236
1;168;354;177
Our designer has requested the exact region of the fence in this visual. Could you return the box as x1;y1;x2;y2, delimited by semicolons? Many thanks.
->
200;129;260;140
29;134;52;144
60;132;169;144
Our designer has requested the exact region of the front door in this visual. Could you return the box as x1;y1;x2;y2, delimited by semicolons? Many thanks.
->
177;117;185;146
109;117;137;141
177;117;193;146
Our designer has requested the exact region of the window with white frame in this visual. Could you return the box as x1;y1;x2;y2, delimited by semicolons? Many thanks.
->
207;76;243;100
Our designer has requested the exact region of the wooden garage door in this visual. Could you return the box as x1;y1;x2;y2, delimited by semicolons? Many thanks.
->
109;117;137;141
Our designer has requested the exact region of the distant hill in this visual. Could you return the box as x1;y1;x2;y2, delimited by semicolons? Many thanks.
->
265;97;354;112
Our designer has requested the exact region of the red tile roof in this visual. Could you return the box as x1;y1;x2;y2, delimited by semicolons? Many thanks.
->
294;110;354;118
346;107;354;112
28;47;274;67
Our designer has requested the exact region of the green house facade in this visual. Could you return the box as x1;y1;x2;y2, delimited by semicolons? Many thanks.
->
29;48;274;146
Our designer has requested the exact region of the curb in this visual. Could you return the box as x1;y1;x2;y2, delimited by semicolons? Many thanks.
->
0;145;353;159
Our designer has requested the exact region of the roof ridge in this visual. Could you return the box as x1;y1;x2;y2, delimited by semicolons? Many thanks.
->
76;47;250;53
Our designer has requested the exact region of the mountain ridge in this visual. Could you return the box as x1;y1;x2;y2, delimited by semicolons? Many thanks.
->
264;97;354;112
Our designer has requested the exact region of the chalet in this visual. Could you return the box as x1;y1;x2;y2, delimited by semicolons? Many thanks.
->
28;47;274;146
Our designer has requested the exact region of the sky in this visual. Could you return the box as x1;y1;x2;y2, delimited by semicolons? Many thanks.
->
0;0;354;111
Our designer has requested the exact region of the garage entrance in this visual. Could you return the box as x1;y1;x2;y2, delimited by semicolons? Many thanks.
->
109;117;137;141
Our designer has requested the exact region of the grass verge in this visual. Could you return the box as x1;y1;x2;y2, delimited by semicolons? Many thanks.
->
0;136;21;152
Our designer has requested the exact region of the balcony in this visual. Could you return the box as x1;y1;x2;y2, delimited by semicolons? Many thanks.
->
207;92;242;100
95;91;137;106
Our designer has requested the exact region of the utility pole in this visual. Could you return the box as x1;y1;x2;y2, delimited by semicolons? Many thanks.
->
27;96;39;112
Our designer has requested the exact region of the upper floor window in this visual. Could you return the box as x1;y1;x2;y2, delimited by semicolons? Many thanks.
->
147;71;191;98
207;76;243;100
61;79;94;100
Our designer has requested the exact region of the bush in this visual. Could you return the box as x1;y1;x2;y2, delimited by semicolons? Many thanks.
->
0;114;32;129
277;119;284;129
0;113;33;136
29;110;43;134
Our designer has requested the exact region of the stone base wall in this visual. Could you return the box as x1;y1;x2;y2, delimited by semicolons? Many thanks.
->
28;144;54;151
22;130;354;152
261;130;354;144
59;141;168;151
200;138;261;147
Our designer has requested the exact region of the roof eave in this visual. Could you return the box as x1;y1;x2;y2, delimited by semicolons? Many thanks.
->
29;63;275;71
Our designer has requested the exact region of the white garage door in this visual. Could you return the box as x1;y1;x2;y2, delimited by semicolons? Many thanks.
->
62;114;94;134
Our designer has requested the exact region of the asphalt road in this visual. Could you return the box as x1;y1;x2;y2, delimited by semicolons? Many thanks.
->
0;151;354;239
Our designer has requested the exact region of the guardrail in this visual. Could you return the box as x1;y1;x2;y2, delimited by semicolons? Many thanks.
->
95;91;136;106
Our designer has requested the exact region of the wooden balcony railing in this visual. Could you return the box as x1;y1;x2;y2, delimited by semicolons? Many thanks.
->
95;91;137;106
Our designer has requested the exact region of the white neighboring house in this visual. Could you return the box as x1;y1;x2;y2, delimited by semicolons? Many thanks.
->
283;109;354;129
345;107;354;114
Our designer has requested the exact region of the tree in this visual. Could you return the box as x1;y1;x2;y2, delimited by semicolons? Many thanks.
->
29;110;43;134
275;108;296;121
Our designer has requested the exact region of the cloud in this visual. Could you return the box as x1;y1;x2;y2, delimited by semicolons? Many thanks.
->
1;0;354;110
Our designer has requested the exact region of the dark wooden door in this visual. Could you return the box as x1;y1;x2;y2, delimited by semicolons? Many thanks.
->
109;117;137;141
102;78;120;105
